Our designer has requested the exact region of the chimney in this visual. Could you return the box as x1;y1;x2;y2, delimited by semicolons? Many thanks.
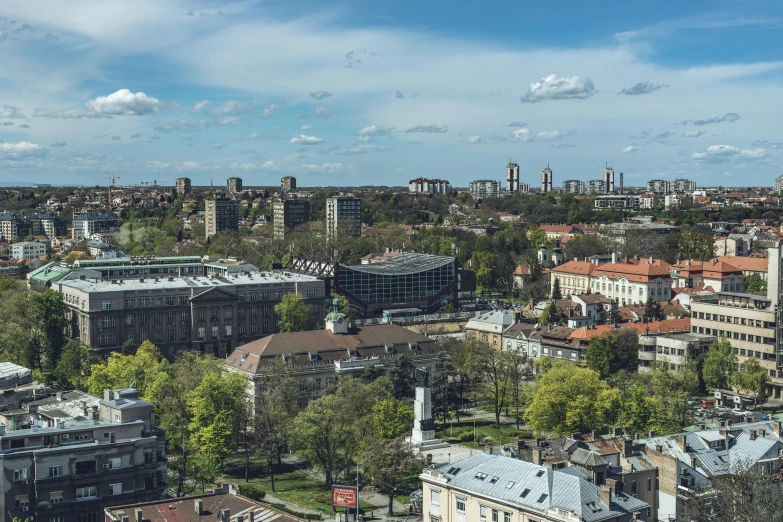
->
221;509;230;522
677;435;686;451
195;499;203;515
248;512;254;522
623;440;634;458
599;484;612;507
655;444;663;453
606;478;619;494
719;420;726;428
612;252;617;264
690;456;697;469
750;430;757;441
56;391;63;401
135;509;143;522
775;421;782;437
572;432;582;441
614;427;623;437
591;430;599;440
235;516;243;522
760;428;766;437
647;430;656;438
532;448;544;466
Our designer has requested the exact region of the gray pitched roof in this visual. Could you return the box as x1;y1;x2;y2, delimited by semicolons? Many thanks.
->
432;453;648;521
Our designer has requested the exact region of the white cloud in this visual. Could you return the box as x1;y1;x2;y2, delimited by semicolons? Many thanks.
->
618;82;667;95
740;148;766;158
217;116;245;126
154;120;208;133
623;146;638;153
178;161;201;171
0;105;25;119
309;91;332;100
508;128;531;142
261;102;286;118
682;130;705;137
192;100;210;113
690;144;765;160
146;161;170;169
506;121;527;127
300;162;346;173
208;100;254;116
692;144;740;158
315;107;331;119
461;135;482;144
0;141;43;153
406;124;448;133
535;130;575;141
521;73;596;103
357;125;393;141
85;89;164;116
289;134;323;145
679;113;741;126
300;124;312;131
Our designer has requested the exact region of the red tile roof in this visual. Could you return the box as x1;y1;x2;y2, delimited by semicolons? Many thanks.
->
569;318;691;341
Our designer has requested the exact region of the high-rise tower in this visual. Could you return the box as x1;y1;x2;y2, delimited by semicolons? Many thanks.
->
602;165;615;194
540;165;553;193
506;162;520;193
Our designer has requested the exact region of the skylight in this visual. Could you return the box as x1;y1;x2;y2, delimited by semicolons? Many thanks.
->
475;472;488;480
537;494;548;503
520;488;531;498
536;470;545;477
506;481;515;489
489;476;499;484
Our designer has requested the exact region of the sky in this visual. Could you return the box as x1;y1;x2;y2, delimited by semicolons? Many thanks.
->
1;0;783;188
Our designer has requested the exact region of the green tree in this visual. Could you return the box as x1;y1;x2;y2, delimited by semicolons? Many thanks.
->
388;355;416;400
362;438;425;516
734;358;770;408
525;362;621;435
745;273;767;292
274;292;311;332
31;289;69;370
539;302;565;326
373;398;414;442
702;337;737;390
87;341;170;401
472;251;496;289
551;278;562;300
625;383;653;435
585;330;639;379
330;293;357;323
642;297;665;321
54;339;100;390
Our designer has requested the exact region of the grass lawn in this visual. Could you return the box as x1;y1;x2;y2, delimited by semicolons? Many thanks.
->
436;417;533;447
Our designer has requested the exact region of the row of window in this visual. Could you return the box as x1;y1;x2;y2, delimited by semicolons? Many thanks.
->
693;311;772;328
100;289;320;312
691;326;775;344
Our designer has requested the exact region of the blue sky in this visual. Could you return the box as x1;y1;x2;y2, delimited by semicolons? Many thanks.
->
1;0;782;188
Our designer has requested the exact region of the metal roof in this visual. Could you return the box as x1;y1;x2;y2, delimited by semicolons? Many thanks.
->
0;362;31;380
341;252;454;275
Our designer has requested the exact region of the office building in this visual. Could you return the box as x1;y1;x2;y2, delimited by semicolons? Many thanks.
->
561;179;585;194
505;162;520;193
0;384;166;522
602;166;615;193
175;177;192;195
326;196;361;238
272;200;311;239
226;177;243;194
646;179;670;194
10;241;47;260
72;211;119;241
421;453;648;522
469;179;500;200
205;195;239;239
408;178;451;194
54;271;325;358
586;179;605;193
594;195;639;210
280;176;296;191
0;211;66;241
671;178;697;193
540;166;553;193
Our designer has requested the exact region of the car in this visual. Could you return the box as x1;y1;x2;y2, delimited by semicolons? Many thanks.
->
701;400;715;409
732;407;745;414
693;409;707;417
715;405;731;413
687;397;701;406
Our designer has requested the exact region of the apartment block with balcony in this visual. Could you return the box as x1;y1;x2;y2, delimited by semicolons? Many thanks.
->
0;387;165;522
54;272;325;359
638;332;715;372
326;196;361;238
205;196;239;239
690;292;782;397
273;200;311;239
72;211;119;241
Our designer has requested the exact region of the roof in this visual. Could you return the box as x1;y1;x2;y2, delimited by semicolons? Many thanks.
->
715;256;768;272
428;453;648;522
465;310;515;331
569;318;691;341
105;491;307;522
341;252;454;275
550;260;596;276
591;258;673;283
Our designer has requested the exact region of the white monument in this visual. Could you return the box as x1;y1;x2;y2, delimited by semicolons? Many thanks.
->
411;369;448;451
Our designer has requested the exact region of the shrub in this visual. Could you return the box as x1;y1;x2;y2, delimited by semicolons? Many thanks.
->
239;483;266;501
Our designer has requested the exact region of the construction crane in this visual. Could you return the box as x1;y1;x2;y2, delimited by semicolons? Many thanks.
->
104;174;121;208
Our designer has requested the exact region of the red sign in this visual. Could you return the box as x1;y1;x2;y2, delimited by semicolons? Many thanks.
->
332;486;358;508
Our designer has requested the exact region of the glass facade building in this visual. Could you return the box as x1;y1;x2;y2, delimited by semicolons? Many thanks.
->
336;253;457;313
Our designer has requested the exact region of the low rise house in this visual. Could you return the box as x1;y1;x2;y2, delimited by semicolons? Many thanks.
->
671;259;745;293
638;332;716;372
10;240;47;260
464;310;515;348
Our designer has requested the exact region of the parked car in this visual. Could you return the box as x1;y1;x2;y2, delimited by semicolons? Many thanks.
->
732;407;745;414
715;405;731;413
701;400;715;409
687;396;701;406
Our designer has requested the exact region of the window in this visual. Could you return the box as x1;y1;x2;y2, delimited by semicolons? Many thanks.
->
647;477;652;491
75;486;97;501
107;457;121;470
211;309;218;321
167;328;175;341
125;314;134;326
140;314;148;326
198;327;205;340
492;510;499;522
456;497;466;515
49;465;63;478
475;472;488;480
167;296;176;306
262;306;270;317
504;513;511;522
537;493;548;503
251;322;258;334
167;312;175;324
430;489;440;516
101;300;111;310
139;298;148;308
631;480;637;495
238;307;245;319
238;323;245;335
13;469;28;481
51;518;64;522
108;483;122;495
489;476;499;484
77;514;98;522
506;481;515;489
262;322;269;333
181;311;188;323
225;325;232;337
479;505;487;522
125;298;135;308
15;495;29;509
49;491;63;504
198;308;205;321
251;306;258;318
154;329;162;342
224;308;233;320
153;312;162;325
306;289;317;298
211;326;219;338
75;460;96;475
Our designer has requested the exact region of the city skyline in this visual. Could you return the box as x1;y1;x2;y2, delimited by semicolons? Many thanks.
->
0;1;782;185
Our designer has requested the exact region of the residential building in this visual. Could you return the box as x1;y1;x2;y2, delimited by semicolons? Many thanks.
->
540;165;553;193
280;175;296;191
0;212;67;242
590;258;673;305
637;421;783;522
469;179;500;200
549;260;596;297
664;194;680;210
72;211;119;241
713;235;753;256
671;178;696;193
205;195;239;239
586;179;605;193
715;255;767;279
671;259;745;292
53;271;325;358
776;174;783;194
105;484;309;522
326;196;361;238
86;241;124;259
224;318;444;404
691;292;782;397
464;310;515;347
536;224;599;241
420;453;649;522
0;386;166;522
571;293;617;325
272;200;311;239
409;178;451;194
518;182;531;193
175;177;191;195
638;194;663;210
594;195;640;211
638;332;715;372
646;179;670;194
602;167;615;193
506;162;520;193
10;241;47;260
561;179;585;194
226;177;243;194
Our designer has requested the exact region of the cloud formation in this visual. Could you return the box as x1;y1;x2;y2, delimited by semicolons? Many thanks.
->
49;142;67;147
535;130;575;141
35;89;168;119
461;135;482;144
396;91;405;99
623;146;638;153
506;121;527;127
692;144;766;160
300;124;312;131
682;130;705;138
618;82;667;95
208;100;254;116
315;107;331;119
406;124;448;133
0;141;45;158
357;125;393;142
261;102;286;118
309;91;331;100
300;162;346;173
521;74;596;103
288;134;323;145
0;105;25;119
192;100;210;113
679;113;741;126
